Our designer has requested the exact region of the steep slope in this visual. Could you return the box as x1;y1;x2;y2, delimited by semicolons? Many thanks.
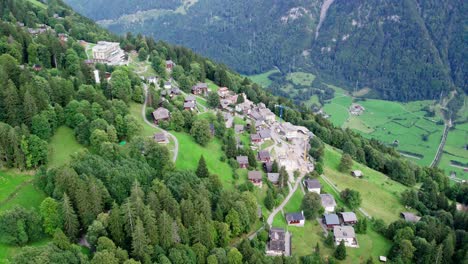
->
64;0;466;101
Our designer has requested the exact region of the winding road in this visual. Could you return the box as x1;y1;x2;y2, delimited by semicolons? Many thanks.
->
142;83;179;162
267;174;306;226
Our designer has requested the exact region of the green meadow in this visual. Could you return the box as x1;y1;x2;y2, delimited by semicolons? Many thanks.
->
247;69;280;88
48;126;85;168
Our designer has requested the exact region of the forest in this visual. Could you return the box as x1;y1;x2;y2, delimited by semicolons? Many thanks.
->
0;0;466;263
64;0;467;101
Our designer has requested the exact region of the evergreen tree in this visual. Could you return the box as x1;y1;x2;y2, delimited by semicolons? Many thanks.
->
158;211;174;250
207;92;220;108
132;218;151;263
190;119;212;146
301;192;322;219
225;209;241;236
196;155;209;178
247;148;257;168
334;240;346;260
339;153;353;173
108;202;125;247
39;198;62;236
61;193;79;240
3;80;20;126
264;189;275;210
143;206;158;245
225;134;237;159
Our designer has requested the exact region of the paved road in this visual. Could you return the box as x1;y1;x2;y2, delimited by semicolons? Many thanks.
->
267;174;306;226
321;175;371;219
142;83;179;162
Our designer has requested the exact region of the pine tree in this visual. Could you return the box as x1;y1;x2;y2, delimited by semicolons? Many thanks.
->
143;206;158;245
334;240;347;260
108;202;125;247
225;209;241;236
132;218;151;263
225;135;237;159
3;80;20;126
61;193;79;240
196;155;209;178
247;148;257;168
264;189;275;210
158;211;174;250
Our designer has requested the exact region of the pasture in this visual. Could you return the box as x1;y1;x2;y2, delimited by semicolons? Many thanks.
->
247;69;280;88
323;145;409;223
439;123;468;180
286;72;316;86
48;126;85;168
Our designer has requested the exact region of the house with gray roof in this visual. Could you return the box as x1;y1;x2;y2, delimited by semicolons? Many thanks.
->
267;173;280;185
258;150;271;163
340;212;358;225
152;107;170;124
320;194;337;213
234;124;244;134
248;171;263;187
237;156;249;168
285;212;305;226
334;226;358;247
266;228;287;256
304;179;321;194
323;214;340;229
401;212;421;223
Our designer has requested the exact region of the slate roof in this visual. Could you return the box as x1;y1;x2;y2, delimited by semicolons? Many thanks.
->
259;129;271;139
251;134;262;141
304;179;321;189
341;212;358;223
324;214;340;225
258;150;270;160
184;101;196;109
286;212;304;222
237;156;249;164
267;173;279;183
268;240;285;252
153;133;167;142
234;124;244;133
248;171;262;180
401;212;421;223
152;107;170;120
185;95;196;102
333;226;356;239
320;194;337;208
264;162;273;172
269;228;285;240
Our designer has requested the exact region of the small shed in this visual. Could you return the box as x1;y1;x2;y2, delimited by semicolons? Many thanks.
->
352;170;363;178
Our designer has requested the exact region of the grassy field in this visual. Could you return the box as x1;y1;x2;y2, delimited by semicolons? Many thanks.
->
272;185;392;261
439;123;468;180
172;131;235;188
0;238;51;264
48;126;85;168
323;145;409;223
247;69;280;88
286;72;316;86
26;0;46;8
0;170;48;262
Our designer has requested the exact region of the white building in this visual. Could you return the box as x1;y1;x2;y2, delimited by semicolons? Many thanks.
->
333;226;358;247
92;41;126;65
304;179;321;194
320;194;337;213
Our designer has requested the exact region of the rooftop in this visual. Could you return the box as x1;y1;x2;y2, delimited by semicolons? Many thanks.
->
237;156;249;164
324;214;340;225
320;194;337;207
333;226;356;239
401;212;421;223
304;179;321;189
341;212;358;223
286;212;305;222
267;173;280;183
258;150;270;160
248;171;262;180
153;107;170;120
153;133;167;142
185;95;196;102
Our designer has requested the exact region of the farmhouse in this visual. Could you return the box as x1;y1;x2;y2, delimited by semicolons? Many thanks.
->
285;212;305;226
333;226;358;247
401;212;421;223
352;170;363;178
259;108;276;123
191;83;208;95
258;150;271;163
255;120;265;129
248;171;263;187
349;103;365;115
250;110;264;122
220;99;231;110
217;87;230;98
340;212;358;225
267;173;280;185
323;214;340;229
266;228;287;256
169;87;181;97
320;194;337;213
304;179;321;194
164;81;172;89
152;107;170;124
153;133;168;144
236;156;249;169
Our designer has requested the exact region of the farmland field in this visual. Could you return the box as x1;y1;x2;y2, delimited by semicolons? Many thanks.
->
439;123;468;180
247;69;280;88
286;72;316;86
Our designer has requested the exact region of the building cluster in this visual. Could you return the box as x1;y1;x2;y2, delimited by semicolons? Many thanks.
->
91;41;127;66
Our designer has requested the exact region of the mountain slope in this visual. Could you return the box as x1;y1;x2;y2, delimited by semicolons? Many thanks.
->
64;0;466;101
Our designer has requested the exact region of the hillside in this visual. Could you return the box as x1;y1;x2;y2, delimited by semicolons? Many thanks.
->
64;0;467;101
0;1;466;264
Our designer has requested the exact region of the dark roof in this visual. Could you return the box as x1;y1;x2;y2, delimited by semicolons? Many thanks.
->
192;83;208;90
267;173;279;183
304;179;321;189
268;240;285;252
286;212;305;222
333;226;356;239
269;228;285;240
401;212;421;223
248;171;262;180
264;162;273;173
153;133;167;142
152;107;170;120
170;87;181;94
341;212;358;223
237;156;249;164
324;214;340;225
258;150;270;160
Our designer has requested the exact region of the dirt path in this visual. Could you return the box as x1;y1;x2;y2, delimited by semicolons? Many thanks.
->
267;174;306;226
142;83;179;162
430;123;450;167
